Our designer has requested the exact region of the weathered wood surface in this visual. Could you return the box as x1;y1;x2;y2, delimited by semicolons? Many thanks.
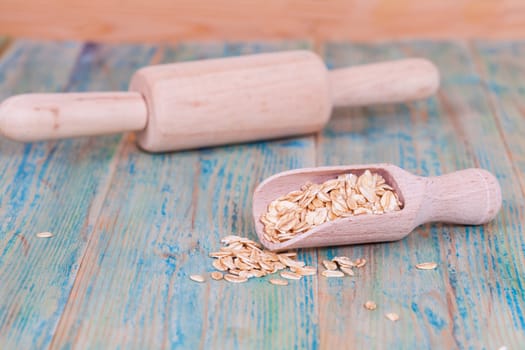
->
0;39;524;349
0;41;159;349
319;41;525;349
49;42;319;350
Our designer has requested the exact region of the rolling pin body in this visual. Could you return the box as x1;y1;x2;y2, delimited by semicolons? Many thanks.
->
131;51;331;152
0;51;439;152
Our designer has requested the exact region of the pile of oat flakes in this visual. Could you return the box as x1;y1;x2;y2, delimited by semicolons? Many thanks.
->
188;172;436;322
260;170;403;243
189;235;365;286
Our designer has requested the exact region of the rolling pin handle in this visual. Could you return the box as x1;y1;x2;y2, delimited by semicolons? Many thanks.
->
328;58;440;108
0;92;148;142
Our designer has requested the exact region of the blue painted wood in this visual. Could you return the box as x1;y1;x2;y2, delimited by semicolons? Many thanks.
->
404;41;525;348
473;41;525;184
0;39;524;349
471;39;525;345
319;43;441;349
0;41;158;349
318;41;525;349
48;42;324;350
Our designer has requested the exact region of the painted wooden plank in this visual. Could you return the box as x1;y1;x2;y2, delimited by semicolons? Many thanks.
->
319;43;437;349
0;40;83;349
49;42;322;349
317;41;525;349
469;40;525;346
0;41;158;349
472;41;525;192
401;41;525;349
3;39;523;349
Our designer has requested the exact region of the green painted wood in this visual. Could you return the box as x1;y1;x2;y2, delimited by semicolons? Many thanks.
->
0;41;158;349
48;42;323;349
317;41;525;349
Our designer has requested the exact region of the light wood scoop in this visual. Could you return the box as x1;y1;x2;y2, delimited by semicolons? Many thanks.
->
0;51;439;152
252;164;502;251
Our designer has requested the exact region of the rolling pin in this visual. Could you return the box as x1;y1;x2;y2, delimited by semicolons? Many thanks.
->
0;51;439;152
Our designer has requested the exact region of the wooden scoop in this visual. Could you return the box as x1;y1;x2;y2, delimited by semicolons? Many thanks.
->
0;51;439;152
252;164;502;251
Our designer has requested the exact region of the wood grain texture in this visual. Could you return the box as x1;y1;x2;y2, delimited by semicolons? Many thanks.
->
0;40;84;349
470;40;525;343
0;41;157;348
129;50;330;152
403;40;525;348
317;41;525;349
329;58;439;108
0;39;524;349
472;41;525;194
47;42;324;349
1;1;525;43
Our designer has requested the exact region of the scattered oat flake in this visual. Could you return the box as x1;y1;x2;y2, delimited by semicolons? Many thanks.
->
293;266;317;276
415;262;438;270
354;258;367;268
279;255;305;268
322;260;338;271
210;272;223;280
209;251;231;258
280;271;301;280
212;259;228;271
385;313;399;321
190;274;205;283
221;235;242;244
269;278;289;286
364;301;377;310
280;252;297;258
224;274;248;283
36;232;53;238
321;270;344;278
332;256;353;267
340;266;355;276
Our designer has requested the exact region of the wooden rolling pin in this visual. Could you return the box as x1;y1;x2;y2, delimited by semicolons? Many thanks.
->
0;51;439;152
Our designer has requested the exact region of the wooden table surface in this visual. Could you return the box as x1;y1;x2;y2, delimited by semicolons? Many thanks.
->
0;38;524;349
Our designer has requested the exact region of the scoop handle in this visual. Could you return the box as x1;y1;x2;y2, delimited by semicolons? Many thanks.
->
329;58;440;108
417;168;502;226
0;92;147;141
